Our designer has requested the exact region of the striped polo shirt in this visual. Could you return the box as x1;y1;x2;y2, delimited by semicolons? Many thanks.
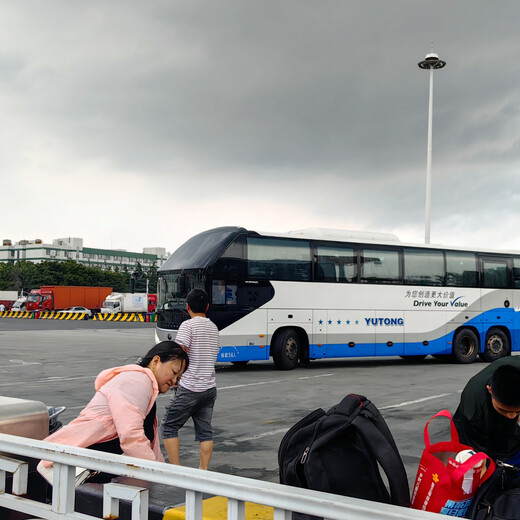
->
176;316;220;392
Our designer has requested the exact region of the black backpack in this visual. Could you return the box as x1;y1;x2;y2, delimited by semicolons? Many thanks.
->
467;460;520;519
278;394;410;507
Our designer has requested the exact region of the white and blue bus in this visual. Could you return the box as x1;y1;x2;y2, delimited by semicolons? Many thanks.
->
155;226;520;369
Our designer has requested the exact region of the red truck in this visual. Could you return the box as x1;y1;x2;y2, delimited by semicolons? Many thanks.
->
26;286;113;312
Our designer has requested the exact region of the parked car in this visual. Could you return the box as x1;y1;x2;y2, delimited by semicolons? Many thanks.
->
59;306;92;318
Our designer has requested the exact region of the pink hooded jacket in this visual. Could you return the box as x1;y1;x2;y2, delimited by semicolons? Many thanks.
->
42;364;164;467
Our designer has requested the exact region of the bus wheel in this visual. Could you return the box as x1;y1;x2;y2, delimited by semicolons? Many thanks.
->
480;328;509;362
272;328;300;370
452;329;479;364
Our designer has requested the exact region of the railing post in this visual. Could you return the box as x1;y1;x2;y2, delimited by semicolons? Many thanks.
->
104;482;149;520
185;489;203;520
227;498;246;520
51;462;76;514
274;508;291;520
0;455;28;496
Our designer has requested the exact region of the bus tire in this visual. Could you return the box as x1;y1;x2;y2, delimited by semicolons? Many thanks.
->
272;328;300;370
452;329;479;364
480;328;509;362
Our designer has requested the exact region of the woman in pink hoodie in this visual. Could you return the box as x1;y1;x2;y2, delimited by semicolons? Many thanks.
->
38;341;188;482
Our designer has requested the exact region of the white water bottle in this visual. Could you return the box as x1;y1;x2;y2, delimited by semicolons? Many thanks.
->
456;449;482;494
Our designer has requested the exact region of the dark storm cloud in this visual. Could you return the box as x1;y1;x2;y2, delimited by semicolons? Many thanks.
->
2;1;520;250
5;1;518;178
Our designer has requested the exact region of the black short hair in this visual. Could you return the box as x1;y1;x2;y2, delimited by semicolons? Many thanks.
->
186;288;209;314
137;341;189;370
490;364;520;407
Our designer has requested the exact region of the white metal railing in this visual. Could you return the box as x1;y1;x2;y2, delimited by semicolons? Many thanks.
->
0;433;443;520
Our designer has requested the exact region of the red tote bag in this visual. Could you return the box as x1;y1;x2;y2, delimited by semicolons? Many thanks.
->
410;410;495;517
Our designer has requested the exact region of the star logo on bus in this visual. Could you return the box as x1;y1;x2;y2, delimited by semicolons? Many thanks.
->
346;320;350;325
328;320;332;325
337;320;341;325
319;319;323;325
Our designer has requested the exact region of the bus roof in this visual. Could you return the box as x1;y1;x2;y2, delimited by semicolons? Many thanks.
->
286;228;400;242
159;226;520;273
258;228;520;255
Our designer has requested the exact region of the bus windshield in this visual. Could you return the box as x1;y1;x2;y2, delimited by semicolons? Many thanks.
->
159;227;244;272
157;272;206;310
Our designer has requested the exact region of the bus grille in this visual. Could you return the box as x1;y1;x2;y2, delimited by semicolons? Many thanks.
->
156;309;189;330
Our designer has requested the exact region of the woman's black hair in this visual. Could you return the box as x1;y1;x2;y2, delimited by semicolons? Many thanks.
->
137;341;189;370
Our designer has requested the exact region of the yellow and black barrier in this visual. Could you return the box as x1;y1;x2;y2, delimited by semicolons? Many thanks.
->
39;311;89;320
0;310;35;319
93;313;146;322
0;310;155;322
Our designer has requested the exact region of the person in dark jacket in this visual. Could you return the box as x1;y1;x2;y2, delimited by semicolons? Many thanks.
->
453;356;520;463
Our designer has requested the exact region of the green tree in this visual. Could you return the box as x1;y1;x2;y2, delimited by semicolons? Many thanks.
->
7;261;39;293
0;260;141;293
147;262;158;294
0;263;9;290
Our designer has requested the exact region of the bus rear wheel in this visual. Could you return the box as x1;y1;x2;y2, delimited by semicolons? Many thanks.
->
480;328;509;362
272;328;300;370
452;329;479;364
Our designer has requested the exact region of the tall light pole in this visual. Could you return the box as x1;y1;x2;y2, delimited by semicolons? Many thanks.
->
418;52;446;244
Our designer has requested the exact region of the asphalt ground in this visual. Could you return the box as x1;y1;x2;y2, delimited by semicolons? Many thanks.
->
0;317;506;506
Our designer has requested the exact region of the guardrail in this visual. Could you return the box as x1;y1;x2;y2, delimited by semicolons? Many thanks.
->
0;433;442;520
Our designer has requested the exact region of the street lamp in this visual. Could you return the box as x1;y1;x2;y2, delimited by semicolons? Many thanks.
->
418;52;446;244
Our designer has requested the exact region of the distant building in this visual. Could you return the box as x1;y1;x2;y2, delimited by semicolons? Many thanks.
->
0;237;169;271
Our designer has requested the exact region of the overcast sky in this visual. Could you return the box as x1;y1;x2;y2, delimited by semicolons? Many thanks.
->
1;1;520;256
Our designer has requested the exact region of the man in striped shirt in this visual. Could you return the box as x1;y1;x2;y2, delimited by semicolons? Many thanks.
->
161;288;220;469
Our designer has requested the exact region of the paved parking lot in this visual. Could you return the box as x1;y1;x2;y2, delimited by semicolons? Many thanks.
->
0;318;498;485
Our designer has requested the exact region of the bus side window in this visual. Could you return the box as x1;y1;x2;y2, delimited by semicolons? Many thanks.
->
225;284;237;304
247;237;311;282
315;245;356;283
212;280;226;304
403;248;444;286
446;252;478;287
481;260;508;288
514;258;520;288
361;248;400;284
316;261;337;282
212;280;238;305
